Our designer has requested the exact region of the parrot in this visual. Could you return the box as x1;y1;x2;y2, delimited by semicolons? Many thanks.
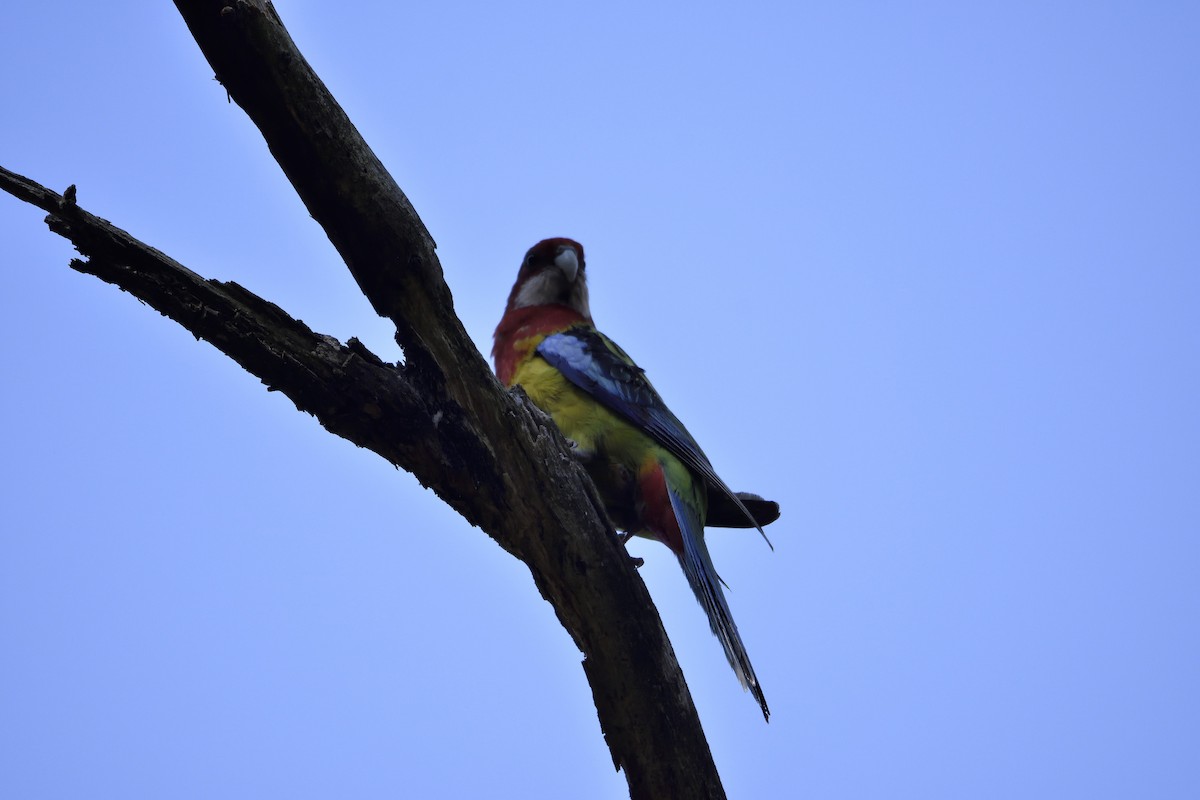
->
492;237;779;721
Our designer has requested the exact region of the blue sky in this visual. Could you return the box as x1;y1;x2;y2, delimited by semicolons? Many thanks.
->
2;2;1198;798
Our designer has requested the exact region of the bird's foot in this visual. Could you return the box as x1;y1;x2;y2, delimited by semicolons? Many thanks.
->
616;531;643;568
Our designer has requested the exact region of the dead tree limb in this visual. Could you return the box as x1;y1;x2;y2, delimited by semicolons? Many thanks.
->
0;0;730;796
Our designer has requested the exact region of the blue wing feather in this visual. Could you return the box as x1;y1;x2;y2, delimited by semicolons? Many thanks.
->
537;328;773;548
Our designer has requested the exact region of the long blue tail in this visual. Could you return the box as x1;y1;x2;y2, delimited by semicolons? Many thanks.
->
669;484;769;721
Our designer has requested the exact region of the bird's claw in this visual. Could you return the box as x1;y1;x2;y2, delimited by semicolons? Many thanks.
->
616;531;642;567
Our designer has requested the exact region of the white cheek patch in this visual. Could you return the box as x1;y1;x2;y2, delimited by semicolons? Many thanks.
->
513;271;559;308
571;281;591;318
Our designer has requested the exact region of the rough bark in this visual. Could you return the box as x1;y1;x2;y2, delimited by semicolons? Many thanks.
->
0;1;730;797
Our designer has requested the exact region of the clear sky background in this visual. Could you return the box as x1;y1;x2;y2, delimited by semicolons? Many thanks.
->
2;2;1197;798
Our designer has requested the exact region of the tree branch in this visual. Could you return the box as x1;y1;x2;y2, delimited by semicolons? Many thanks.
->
0;0;731;795
1;167;472;496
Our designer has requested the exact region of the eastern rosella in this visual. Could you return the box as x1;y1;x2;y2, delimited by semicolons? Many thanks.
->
492;237;778;720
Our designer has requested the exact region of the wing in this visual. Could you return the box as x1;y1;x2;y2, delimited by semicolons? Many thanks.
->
537;327;774;547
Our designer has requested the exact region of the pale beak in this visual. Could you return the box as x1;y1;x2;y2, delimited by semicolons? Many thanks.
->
554;247;579;283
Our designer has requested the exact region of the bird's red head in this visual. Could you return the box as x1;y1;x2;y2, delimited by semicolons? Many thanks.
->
493;238;592;385
504;237;590;319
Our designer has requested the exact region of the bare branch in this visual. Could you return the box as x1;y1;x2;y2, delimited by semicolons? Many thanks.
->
1;166;477;500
